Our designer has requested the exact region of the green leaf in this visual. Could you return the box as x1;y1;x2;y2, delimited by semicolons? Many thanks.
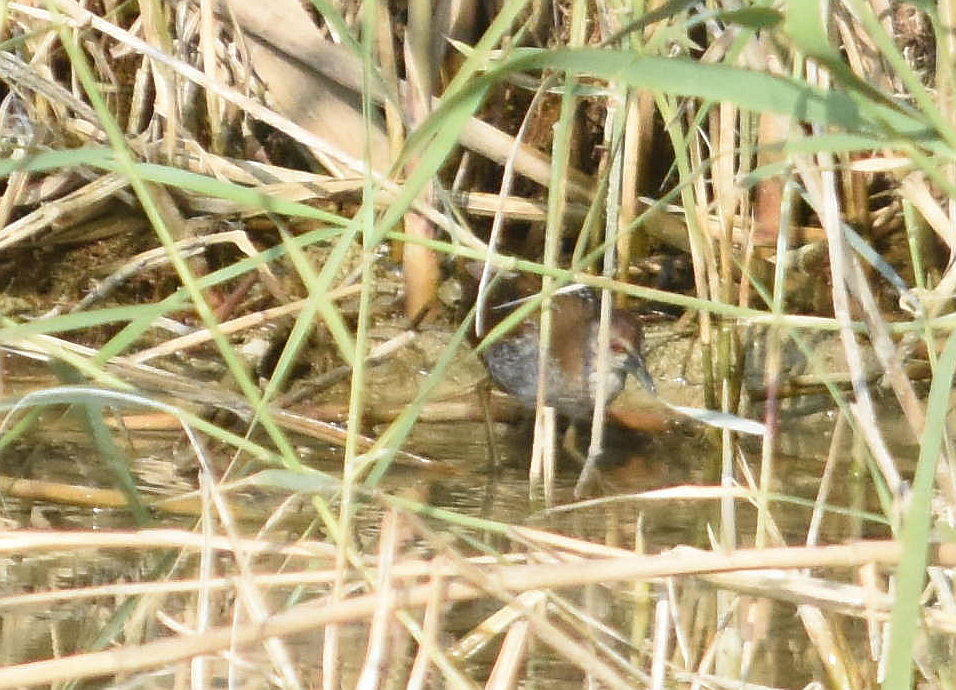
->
716;7;783;30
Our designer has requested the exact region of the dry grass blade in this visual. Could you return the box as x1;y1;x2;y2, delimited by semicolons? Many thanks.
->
0;539;952;688
3;0;956;686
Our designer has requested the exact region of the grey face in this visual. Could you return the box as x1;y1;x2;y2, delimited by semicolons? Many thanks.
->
483;302;654;420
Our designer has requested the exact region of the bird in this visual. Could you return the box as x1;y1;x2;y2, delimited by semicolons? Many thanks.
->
473;274;655;420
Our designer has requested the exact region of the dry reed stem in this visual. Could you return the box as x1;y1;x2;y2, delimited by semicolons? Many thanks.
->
0;539;951;688
2;0;954;685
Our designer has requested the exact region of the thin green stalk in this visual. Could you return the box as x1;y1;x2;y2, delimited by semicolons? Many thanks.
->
47;2;304;471
883;331;956;689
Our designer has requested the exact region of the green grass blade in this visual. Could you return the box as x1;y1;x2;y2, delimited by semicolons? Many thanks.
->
883;330;956;689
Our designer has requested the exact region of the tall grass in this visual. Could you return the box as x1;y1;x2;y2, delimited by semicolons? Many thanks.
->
0;0;954;687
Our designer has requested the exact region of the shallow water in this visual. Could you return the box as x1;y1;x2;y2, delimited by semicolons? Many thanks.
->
0;350;905;689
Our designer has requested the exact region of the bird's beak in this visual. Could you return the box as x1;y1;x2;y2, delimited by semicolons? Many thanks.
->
626;351;656;395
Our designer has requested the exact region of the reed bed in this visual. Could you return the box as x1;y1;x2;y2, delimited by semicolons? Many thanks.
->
0;0;954;688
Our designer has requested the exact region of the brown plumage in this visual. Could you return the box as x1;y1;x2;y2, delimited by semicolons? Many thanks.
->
470;270;654;419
